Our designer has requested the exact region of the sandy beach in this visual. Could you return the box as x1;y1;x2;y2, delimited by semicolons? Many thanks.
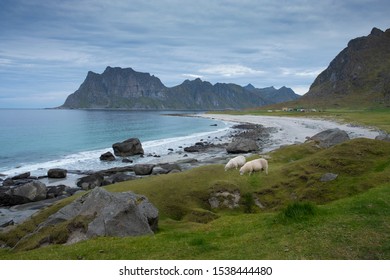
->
198;114;380;151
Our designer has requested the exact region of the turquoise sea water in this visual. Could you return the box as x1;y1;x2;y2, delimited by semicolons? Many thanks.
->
0;109;230;176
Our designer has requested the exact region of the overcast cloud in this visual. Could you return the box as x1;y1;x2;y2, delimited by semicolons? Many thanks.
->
0;0;389;108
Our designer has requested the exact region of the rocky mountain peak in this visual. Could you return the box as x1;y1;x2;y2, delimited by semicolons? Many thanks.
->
370;27;384;36
302;27;390;107
244;83;256;90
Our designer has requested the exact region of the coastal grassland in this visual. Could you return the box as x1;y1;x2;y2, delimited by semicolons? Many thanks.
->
1;138;390;259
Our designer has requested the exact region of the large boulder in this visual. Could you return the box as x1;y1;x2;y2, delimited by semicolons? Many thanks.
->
48;168;67;179
76;173;104;190
226;138;258;153
38;188;158;244
112;138;144;157
99;151;116;161
309;128;350;148
0;181;47;206
134;164;155;176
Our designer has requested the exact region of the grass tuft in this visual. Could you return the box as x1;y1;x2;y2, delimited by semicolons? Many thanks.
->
279;202;317;222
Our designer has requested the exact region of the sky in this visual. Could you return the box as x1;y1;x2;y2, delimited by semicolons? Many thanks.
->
0;0;389;108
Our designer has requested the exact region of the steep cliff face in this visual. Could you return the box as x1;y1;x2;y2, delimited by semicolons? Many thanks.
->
302;27;390;106
60;67;299;109
61;67;167;109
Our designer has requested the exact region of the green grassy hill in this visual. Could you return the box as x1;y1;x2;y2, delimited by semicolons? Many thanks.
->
1;137;389;259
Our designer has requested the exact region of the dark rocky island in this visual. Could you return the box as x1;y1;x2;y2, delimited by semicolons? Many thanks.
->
59;66;300;110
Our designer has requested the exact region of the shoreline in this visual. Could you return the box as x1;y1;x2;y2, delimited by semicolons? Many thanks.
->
0;113;382;229
1;113;381;190
198;113;380;151
0;121;243;229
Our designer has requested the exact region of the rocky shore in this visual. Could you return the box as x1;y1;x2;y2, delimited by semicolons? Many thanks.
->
1;113;384;231
0;122;272;229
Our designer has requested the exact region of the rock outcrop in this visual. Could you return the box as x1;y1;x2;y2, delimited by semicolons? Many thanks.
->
209;189;241;209
35;188;159;245
0;181;47;206
308;128;350;148
226;138;259;153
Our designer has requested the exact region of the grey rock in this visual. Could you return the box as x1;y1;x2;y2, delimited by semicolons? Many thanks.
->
151;166;170;175
226;138;259;153
112;138;144;157
76;173;104;190
184;143;205;152
2;178;14;187
375;133;390;142
12;172;31;180
102;173;136;185
209;190;241;209
97;166;134;176
38;188;158;244
0;181;47;206
47;168;67;179
99;151;116;161
158;163;182;172
46;185;67;199
320;173;338;182
309;128;350;148
134;164;155;176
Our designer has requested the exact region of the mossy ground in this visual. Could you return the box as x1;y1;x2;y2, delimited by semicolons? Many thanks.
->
1;137;389;259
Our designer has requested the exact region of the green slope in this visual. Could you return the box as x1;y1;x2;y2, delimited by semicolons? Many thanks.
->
1;138;389;259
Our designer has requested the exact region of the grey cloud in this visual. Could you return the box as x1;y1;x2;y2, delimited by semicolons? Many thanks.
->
1;0;390;107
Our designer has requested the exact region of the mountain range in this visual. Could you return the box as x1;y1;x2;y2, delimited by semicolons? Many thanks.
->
59;67;299;110
60;27;390;110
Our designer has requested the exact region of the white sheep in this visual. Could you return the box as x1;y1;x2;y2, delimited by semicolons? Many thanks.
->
224;155;246;171
239;158;268;175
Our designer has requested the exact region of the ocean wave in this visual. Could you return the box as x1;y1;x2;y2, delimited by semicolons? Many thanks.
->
2;123;233;177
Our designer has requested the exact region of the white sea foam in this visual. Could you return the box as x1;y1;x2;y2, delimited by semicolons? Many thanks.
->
2;122;233;177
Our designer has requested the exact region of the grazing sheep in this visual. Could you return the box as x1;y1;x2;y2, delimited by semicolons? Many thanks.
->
225;155;246;171
239;158;268;175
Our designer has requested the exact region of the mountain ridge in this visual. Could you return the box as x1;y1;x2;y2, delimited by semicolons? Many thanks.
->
59;67;300;110
299;27;390;107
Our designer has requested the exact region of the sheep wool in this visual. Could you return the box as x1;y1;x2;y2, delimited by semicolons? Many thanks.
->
224;155;246;171
239;158;268;175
